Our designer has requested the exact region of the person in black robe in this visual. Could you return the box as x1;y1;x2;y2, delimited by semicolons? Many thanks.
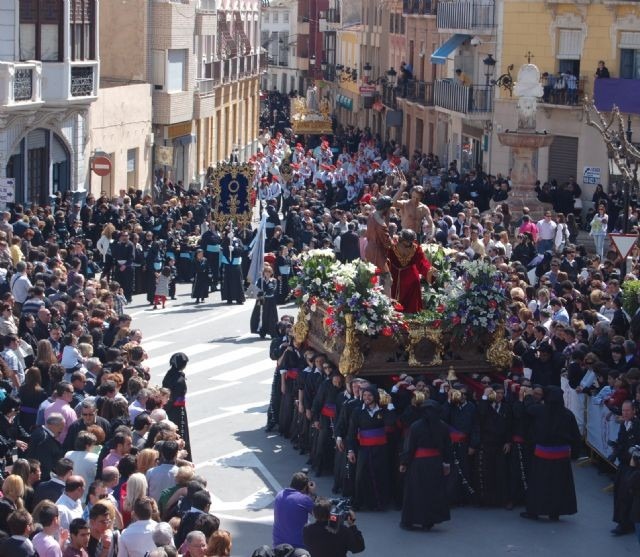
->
441;385;480;506
220;232;246;304
521;385;581;521
191;249;210;304
250;265;279;338
200;224;222;292
332;377;357;494
509;389;532;507
400;399;452;530
266;321;291;432
278;339;305;438
610;400;640;535
347;385;392;511
162;352;192;460
475;384;512;508
312;372;344;476
111;231;135;302
274;245;293;304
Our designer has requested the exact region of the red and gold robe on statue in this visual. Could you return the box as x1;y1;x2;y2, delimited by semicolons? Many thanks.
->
388;243;431;314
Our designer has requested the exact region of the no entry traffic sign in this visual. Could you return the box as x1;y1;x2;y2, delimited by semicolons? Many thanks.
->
91;155;112;177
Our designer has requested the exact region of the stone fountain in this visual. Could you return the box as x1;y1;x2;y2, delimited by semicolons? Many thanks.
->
497;63;554;217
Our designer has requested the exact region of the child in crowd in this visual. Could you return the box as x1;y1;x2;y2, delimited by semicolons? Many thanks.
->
153;266;172;310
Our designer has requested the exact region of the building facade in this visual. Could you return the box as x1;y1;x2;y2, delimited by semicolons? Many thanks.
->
0;0;100;205
491;0;640;196
261;0;301;94
100;0;261;190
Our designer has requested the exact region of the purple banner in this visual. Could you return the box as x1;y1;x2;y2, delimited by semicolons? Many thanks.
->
594;78;640;115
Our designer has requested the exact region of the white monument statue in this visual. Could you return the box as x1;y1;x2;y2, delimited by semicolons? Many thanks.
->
305;83;319;112
513;64;544;130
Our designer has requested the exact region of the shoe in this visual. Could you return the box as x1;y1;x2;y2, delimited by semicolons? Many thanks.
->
611;526;632;536
152;306;157;310
399;523;416;531
422;523;434;531
520;512;539;520
505;502;514;510
548;515;559;522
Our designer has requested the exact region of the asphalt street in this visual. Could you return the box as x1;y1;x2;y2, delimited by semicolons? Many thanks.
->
130;284;638;556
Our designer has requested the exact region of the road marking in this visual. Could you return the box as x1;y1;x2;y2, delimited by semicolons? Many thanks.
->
211;362;274;382
187;381;240;398
259;378;273;385
190;400;269;427
212;512;274;524
141;340;174;353
144;305;247;341
184;346;265;377
145;343;219;370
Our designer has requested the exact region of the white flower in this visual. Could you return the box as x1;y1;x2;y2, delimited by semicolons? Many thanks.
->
302;294;309;303
310;303;317;312
314;277;322;286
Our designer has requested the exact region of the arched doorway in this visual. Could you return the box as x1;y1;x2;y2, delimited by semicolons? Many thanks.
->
5;128;70;205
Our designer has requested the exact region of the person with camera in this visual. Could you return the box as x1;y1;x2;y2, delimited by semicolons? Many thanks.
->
610;400;640;536
302;498;364;557
273;472;316;549
399;399;452;530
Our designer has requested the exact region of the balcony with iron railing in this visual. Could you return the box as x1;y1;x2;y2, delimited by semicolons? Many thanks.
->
403;0;435;15
436;1;495;32
397;79;434;106
0;61;43;108
434;79;493;114
540;75;588;108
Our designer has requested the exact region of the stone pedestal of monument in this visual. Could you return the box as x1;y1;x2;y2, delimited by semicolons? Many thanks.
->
497;131;554;219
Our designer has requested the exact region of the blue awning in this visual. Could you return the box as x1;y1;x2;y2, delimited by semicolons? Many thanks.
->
430;34;470;65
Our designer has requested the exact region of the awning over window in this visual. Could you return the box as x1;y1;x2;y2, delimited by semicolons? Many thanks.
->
430;34;470;65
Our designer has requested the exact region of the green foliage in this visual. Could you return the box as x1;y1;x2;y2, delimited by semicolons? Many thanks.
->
622;279;640;317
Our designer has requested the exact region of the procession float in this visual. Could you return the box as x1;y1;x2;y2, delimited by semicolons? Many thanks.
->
289;249;514;379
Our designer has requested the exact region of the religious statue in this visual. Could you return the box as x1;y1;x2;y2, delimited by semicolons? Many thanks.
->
514;64;544;130
306;83;320;112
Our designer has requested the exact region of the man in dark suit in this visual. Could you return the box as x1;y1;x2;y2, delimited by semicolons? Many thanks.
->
63;399;111;452
303;498;365;557
32;457;74;507
338;223;360;263
174;490;218;548
25;413;65;480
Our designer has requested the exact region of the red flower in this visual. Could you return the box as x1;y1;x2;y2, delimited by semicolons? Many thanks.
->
335;283;345;293
393;302;404;311
381;326;393;337
436;304;445;313
309;296;318;305
326;306;334;315
370;276;378;285
324;317;334;326
452;315;461;325
488;300;497;309
433;319;442;329
391;375;400;382
374;267;382;275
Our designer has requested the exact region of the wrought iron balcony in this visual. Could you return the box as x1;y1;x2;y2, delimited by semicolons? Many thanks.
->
433;80;493;114
0;62;42;107
403;0;435;15
396;79;434;106
70;65;95;97
436;1;495;31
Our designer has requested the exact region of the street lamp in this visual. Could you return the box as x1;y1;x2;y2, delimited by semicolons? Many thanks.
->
321;60;327;72
386;67;397;87
483;54;496;86
363;62;372;82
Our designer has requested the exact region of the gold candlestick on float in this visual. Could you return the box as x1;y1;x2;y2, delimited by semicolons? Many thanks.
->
292;307;309;344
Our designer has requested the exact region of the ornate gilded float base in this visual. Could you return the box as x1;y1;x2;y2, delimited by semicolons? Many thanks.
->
339;314;364;376
293;307;309;344
407;323;444;367
486;325;512;370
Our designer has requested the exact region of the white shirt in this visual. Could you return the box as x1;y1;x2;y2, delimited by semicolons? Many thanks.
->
117;519;158;557
56;492;83;531
64;450;98;489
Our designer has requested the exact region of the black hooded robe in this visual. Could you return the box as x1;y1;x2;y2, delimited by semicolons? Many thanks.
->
162;352;192;460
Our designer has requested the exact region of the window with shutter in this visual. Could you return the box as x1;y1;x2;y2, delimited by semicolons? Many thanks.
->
557;29;582;60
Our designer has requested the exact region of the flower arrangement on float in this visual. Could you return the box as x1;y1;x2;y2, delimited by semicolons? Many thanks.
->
410;259;507;344
444;259;507;343
290;253;406;338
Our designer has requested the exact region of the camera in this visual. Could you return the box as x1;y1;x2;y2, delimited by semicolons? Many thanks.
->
327;497;352;534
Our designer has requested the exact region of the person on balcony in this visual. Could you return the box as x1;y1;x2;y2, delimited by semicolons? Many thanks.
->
455;68;471;87
596;60;610;79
